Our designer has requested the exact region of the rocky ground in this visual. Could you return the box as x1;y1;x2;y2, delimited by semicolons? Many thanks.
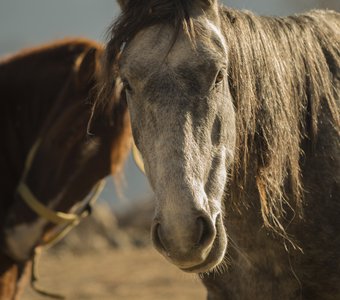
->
22;248;205;300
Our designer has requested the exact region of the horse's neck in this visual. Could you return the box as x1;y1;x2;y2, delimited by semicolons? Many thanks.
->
0;59;77;217
1;62;75;168
0;253;28;300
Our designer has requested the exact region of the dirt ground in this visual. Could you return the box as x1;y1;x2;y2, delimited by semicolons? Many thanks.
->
22;247;206;300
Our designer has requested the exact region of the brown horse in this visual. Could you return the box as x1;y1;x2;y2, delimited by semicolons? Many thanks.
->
0;38;131;299
97;1;339;299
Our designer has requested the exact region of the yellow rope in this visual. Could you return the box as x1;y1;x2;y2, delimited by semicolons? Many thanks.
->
18;139;106;228
40;180;106;249
15;139;106;298
18;139;80;224
23;139;41;177
29;180;105;299
31;248;65;299
17;182;79;225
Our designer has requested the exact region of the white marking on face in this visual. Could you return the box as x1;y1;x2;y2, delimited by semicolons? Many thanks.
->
206;19;227;53
4;190;71;261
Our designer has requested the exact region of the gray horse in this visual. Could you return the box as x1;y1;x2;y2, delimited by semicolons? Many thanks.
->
97;0;340;299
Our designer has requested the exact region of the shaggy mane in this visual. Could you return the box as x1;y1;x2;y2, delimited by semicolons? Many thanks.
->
222;8;340;239
105;0;197;68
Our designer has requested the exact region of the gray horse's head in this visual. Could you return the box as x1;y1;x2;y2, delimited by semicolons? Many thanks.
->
111;0;235;273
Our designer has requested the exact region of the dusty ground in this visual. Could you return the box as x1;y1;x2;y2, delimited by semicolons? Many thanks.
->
22;247;206;300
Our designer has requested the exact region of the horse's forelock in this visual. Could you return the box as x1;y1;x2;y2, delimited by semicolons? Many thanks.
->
104;0;205;77
93;0;203;139
98;0;223;124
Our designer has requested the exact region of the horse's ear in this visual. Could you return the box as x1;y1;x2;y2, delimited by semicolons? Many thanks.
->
87;75;126;136
200;0;218;10
202;0;215;5
76;47;100;87
117;0;128;10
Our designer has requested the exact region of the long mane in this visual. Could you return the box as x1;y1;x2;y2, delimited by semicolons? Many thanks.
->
222;8;340;237
100;1;339;239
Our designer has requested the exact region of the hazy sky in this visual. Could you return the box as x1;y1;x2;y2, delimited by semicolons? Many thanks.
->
1;0;339;55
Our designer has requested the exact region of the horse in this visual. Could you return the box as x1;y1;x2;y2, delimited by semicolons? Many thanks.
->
96;1;340;299
0;38;131;300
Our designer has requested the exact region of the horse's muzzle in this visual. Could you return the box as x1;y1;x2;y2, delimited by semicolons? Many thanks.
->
151;211;226;273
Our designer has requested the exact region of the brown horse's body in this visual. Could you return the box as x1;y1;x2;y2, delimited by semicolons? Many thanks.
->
100;1;340;299
0;39;131;299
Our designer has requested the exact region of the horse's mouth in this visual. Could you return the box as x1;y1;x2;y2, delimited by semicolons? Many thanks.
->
179;215;227;273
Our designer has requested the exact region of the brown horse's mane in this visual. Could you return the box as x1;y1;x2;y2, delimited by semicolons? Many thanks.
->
101;1;339;238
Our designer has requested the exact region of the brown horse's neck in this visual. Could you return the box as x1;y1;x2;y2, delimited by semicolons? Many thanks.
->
0;41;92;211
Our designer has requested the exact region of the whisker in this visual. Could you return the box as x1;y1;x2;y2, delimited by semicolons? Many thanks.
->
227;234;253;267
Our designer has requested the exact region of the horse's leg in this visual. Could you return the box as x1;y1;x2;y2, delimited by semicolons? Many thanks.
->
13;261;30;300
0;253;29;300
0;253;19;300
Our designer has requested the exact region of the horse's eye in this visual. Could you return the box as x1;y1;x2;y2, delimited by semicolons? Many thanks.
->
122;79;132;93
215;70;224;86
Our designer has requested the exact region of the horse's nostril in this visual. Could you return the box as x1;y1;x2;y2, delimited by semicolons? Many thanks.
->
151;214;217;263
152;223;168;253
196;216;215;248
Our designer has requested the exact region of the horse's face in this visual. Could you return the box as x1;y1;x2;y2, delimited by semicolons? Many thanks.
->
119;11;235;273
3;105;110;262
2;45;131;262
